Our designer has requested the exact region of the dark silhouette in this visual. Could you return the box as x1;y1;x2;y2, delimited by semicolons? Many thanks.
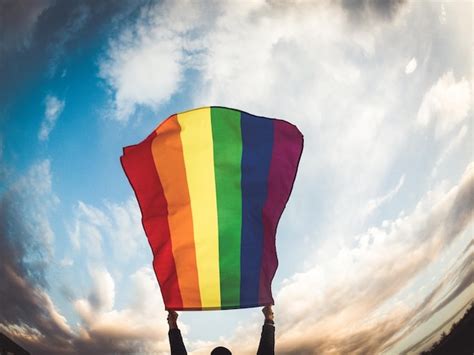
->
167;305;275;355
0;333;30;355
420;302;474;355
211;346;232;355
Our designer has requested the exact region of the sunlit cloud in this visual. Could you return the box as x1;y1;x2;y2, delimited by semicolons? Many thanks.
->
72;266;171;354
218;163;474;354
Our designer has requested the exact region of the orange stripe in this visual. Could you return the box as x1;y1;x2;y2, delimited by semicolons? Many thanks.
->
151;115;201;309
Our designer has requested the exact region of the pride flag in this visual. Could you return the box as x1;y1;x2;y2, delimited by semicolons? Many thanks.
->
121;107;303;310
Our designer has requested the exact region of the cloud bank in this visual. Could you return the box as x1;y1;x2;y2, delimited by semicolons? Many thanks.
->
270;163;473;354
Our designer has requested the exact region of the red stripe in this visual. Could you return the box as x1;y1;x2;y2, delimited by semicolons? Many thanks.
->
259;120;304;304
121;131;183;309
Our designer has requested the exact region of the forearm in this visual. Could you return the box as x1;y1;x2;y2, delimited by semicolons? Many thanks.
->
257;306;275;355
168;328;187;355
257;322;275;355
167;311;187;355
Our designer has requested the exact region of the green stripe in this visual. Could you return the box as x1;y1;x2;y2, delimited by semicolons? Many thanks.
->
211;107;242;308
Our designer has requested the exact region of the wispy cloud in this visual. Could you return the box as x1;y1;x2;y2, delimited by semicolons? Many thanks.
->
67;197;144;260
38;95;65;141
431;124;468;179
416;71;471;140
364;174;405;217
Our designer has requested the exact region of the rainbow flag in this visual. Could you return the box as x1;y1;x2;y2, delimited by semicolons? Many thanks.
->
121;107;303;310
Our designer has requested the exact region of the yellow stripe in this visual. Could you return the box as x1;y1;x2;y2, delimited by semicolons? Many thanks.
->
178;107;221;308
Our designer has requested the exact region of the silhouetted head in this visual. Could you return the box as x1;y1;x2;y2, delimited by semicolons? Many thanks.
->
211;346;232;355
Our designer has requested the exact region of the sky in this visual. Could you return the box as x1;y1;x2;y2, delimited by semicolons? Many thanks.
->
0;0;472;354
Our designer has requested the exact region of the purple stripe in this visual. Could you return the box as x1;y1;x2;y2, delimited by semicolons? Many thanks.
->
259;120;304;304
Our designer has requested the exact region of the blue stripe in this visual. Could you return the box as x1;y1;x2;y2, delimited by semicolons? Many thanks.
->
239;112;274;306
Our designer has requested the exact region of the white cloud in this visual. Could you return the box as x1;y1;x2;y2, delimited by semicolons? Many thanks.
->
103;198;144;260
99;34;182;122
405;57;417;74
68;204;105;257
38;95;65;141
98;1;208;122
68;197;145;260
416;71;471;139
77;201;109;226
87;267;115;312
73;266;171;354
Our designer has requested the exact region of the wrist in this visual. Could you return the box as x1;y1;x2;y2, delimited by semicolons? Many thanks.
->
264;312;274;322
168;321;178;329
264;318;275;325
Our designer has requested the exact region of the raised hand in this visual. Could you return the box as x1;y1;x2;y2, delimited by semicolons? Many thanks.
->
262;305;274;322
167;310;179;329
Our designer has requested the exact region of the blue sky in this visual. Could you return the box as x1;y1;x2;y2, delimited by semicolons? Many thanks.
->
0;1;472;354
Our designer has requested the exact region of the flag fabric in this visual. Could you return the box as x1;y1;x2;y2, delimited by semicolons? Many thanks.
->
120;107;303;310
